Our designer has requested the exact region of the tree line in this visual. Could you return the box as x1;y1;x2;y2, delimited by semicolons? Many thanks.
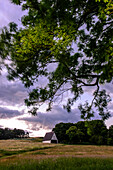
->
53;120;113;145
0;128;29;140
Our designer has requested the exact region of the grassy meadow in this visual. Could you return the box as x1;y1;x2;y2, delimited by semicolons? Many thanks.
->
0;138;113;169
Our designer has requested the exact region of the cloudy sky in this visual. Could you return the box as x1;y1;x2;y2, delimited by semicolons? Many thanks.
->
0;0;113;137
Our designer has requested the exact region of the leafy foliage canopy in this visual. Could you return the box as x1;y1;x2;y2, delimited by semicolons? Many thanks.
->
0;0;113;119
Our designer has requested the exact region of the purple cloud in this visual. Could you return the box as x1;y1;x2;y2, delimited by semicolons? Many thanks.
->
18;105;82;131
0;107;22;118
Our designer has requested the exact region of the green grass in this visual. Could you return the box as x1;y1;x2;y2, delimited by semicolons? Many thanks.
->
32;151;47;155
0;146;54;158
0;157;113;170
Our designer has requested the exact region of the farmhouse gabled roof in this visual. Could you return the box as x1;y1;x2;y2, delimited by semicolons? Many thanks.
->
43;131;54;141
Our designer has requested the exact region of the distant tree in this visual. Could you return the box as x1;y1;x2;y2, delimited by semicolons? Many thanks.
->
85;120;108;144
108;125;113;138
66;126;78;144
0;128;4;139
15;129;25;138
24;131;29;138
3;128;11;139
66;126;85;144
108;125;113;145
0;128;27;139
75;121;89;142
53;122;74;143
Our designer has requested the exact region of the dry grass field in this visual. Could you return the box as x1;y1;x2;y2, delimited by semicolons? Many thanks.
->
0;139;113;169
0;139;113;159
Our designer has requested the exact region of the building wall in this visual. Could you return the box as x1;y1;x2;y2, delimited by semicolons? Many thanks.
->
42;140;51;143
51;133;58;143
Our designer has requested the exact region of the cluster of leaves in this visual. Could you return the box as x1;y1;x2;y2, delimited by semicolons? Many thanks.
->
53;120;113;145
0;128;29;140
0;0;113;118
108;125;113;145
96;0;113;16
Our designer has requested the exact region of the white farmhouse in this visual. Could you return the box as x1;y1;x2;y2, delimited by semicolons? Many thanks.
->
43;131;58;143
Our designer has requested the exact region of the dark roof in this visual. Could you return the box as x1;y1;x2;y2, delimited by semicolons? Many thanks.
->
43;132;54;141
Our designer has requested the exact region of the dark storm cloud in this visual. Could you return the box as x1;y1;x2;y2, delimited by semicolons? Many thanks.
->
0;0;28;107
0;74;28;106
0;83;27;105
18;105;81;130
0;107;22;118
